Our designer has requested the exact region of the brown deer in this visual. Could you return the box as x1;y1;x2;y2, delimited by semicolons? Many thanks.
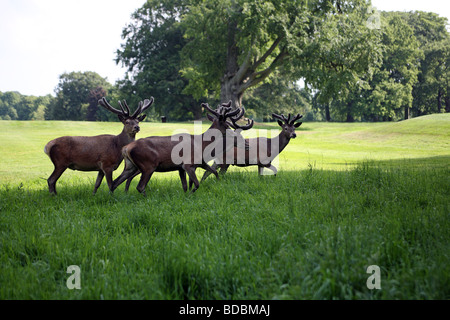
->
201;112;302;180
111;102;252;195
44;97;153;194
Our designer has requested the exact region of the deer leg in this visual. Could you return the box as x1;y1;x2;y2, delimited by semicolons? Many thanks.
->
93;171;104;195
47;166;67;195
124;172;140;192
200;161;218;182
112;161;138;191
179;169;188;192
219;164;230;175
184;165;200;193
103;168;115;193
258;165;264;175
268;164;278;176
202;162;219;180
136;169;154;196
188;168;195;190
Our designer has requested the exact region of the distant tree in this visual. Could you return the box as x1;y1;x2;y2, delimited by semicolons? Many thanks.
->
0;91;20;120
403;11;450;116
47;71;112;121
299;5;383;122
355;12;422;121
0;91;54;120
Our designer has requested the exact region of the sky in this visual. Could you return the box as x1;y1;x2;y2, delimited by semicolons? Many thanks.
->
0;0;449;97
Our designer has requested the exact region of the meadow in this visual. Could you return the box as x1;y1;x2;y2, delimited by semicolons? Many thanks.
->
0;114;449;299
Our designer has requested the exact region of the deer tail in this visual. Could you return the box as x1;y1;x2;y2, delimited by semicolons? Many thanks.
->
122;145;138;169
44;140;56;157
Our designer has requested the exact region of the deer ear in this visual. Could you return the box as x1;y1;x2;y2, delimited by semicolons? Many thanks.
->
277;120;283;127
294;122;302;128
138;114;146;122
118;115;126;123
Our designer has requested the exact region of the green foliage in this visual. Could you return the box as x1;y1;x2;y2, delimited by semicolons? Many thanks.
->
300;3;383;107
0;91;54;120
116;0;201;121
181;0;377;108
329;12;422;121
113;1;449;122
402;11;450;116
243;76;315;121
46;71;114;121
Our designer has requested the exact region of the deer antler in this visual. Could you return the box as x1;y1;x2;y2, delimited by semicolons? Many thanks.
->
221;101;241;119
272;113;288;123
99;97;127;116
227;106;254;130
130;97;154;119
118;100;130;117
289;113;303;125
273;112;303;125
203;103;221;118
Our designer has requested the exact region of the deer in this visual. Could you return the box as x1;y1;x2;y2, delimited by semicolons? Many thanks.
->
111;101;253;195
44;97;153;195
201;112;302;181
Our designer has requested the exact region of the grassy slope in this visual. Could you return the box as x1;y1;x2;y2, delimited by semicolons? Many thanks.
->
0;114;449;300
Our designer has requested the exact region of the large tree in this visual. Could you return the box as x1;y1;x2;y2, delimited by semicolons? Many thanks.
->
298;4;383;121
404;11;450;116
116;0;201;120
346;11;422;121
180;0;380;109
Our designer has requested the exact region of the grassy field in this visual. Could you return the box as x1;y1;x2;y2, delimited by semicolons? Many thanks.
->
0;114;449;299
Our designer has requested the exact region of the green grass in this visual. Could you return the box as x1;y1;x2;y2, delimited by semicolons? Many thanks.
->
0;114;449;299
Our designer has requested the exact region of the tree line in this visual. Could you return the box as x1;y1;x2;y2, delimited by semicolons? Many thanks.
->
1;1;449;122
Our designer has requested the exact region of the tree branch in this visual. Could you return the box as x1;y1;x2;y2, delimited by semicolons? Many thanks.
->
253;36;284;71
238;48;289;93
232;37;256;84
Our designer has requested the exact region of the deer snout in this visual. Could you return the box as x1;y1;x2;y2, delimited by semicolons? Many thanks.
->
291;132;297;139
133;125;140;133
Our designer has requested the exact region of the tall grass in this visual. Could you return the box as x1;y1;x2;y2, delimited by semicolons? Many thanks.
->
1;164;448;299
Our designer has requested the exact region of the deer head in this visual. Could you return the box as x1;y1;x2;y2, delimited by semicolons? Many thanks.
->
98;97;154;135
272;113;303;139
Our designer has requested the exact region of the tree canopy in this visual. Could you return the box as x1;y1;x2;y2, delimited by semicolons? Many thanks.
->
46;71;115;121
2;1;449;122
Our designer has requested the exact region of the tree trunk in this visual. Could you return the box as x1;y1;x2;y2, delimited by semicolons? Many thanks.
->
193;104;202;120
346;101;354;122
404;106;410;120
437;88;443;113
445;95;450;113
325;103;331;122
219;12;288;110
220;80;243;109
220;16;242;109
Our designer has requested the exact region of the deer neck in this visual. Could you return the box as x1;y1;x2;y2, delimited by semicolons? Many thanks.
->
275;132;291;153
117;129;136;147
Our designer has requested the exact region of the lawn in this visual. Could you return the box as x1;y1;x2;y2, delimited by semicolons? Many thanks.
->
0;114;449;300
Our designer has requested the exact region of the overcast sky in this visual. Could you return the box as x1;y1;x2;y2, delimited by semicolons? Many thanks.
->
0;0;449;97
